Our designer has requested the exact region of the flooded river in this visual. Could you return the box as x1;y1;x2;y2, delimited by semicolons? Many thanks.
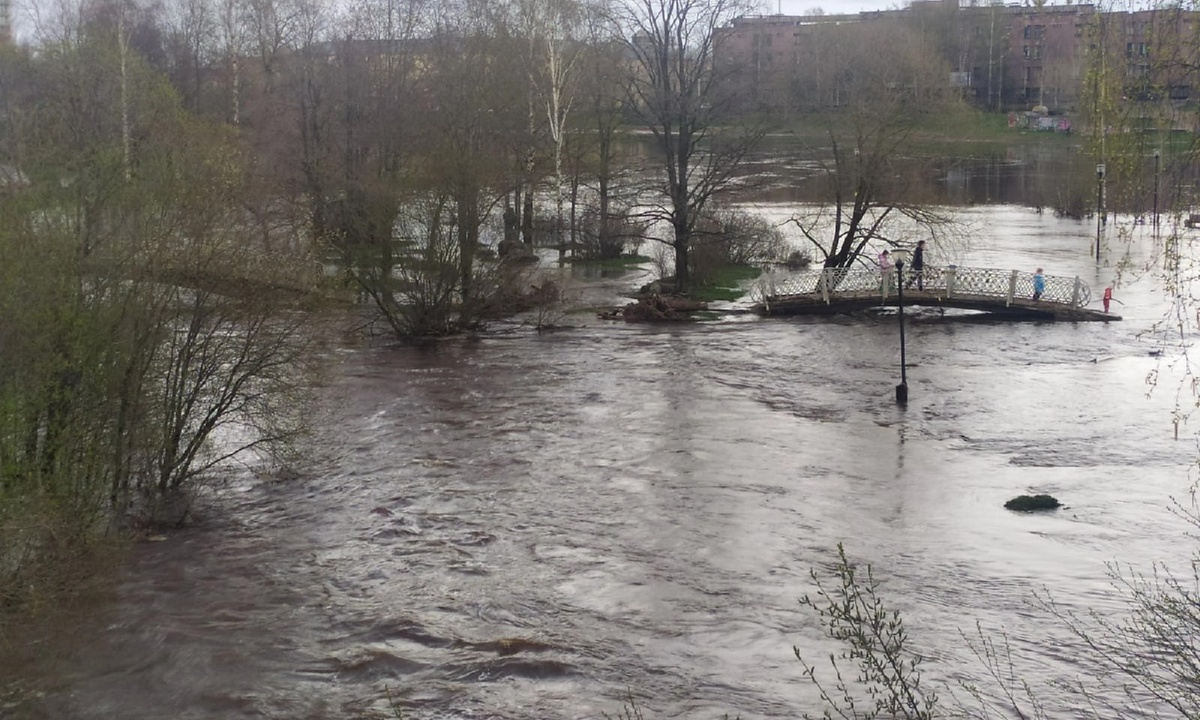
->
26;205;1200;719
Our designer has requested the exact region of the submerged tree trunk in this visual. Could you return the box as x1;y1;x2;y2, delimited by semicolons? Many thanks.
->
522;190;534;246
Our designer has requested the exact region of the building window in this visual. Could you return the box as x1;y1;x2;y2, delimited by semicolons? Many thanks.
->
1024;45;1043;59
1023;24;1045;40
1126;42;1147;57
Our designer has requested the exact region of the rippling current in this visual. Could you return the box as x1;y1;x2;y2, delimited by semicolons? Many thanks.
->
27;207;1200;719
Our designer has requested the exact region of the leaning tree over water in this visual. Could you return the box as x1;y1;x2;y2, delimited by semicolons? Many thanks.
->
786;17;967;270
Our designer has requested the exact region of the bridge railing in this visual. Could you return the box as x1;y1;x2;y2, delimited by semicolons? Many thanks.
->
755;266;1091;308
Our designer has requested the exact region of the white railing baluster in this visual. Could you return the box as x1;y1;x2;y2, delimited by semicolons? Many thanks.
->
757;265;1092;315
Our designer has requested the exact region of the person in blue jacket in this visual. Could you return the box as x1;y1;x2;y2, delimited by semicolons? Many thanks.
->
1032;268;1045;300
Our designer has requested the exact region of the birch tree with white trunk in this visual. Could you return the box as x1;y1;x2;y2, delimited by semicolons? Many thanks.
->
217;0;247;124
515;0;584;254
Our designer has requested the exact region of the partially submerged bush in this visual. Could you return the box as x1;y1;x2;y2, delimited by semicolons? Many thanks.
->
798;543;939;720
1004;494;1061;511
335;194;537;337
690;206;788;287
785;249;813;270
575;205;648;260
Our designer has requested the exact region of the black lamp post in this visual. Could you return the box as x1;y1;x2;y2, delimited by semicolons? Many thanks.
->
1153;150;1160;236
1095;163;1105;260
893;250;909;406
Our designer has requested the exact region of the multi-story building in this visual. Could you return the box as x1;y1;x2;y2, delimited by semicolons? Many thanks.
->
717;0;1200;114
1110;6;1200;104
0;0;11;44
719;12;875;110
953;2;1094;110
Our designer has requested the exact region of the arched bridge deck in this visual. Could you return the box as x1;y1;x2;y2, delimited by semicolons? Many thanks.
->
753;266;1119;321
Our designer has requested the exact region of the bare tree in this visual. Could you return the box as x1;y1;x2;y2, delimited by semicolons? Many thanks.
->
245;0;305;93
419;11;512;305
316;0;520;335
578;3;633;258
787;18;966;270
217;0;247;124
161;0;214;113
516;0;584;254
615;0;764;292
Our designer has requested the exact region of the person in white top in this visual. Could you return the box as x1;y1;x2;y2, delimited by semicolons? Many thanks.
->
878;249;894;291
877;249;893;271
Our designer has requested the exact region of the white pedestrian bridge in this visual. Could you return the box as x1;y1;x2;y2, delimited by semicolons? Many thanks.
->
753;266;1117;321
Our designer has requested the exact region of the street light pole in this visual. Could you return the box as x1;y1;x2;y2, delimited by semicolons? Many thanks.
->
1096;163;1105;260
894;256;908;406
1153;150;1160;236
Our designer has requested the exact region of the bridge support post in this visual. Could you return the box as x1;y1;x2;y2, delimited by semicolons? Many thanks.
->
1007;270;1018;307
945;265;956;299
820;269;830;304
1072;276;1082;307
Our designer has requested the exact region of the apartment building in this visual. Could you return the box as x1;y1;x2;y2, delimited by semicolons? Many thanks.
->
0;0;10;44
719;0;1199;114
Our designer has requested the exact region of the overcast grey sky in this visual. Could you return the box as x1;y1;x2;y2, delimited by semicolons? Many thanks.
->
772;0;907;15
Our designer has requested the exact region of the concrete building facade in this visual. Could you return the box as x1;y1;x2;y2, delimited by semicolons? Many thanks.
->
718;1;1200;114
0;0;11;44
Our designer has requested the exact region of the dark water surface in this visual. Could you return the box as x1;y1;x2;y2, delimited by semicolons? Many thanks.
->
29;207;1200;719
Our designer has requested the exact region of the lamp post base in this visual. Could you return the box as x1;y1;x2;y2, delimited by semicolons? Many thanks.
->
895;382;908;405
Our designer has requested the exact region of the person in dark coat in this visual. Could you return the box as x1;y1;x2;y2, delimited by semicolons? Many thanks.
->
908;240;926;290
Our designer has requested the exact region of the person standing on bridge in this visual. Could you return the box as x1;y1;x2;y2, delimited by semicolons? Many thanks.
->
1032;268;1045;301
1102;286;1119;313
907;240;926;290
878;249;894;292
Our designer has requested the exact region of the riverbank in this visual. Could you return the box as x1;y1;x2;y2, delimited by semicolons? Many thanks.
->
763;108;1080;154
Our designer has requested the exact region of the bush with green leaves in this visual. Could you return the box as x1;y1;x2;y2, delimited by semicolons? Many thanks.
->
798;543;939;720
0;33;322;619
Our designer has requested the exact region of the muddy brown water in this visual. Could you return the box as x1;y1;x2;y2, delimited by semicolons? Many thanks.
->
20;206;1200;719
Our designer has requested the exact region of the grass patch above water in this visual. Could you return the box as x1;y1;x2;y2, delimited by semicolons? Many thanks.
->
690;264;761;302
565;255;651;269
